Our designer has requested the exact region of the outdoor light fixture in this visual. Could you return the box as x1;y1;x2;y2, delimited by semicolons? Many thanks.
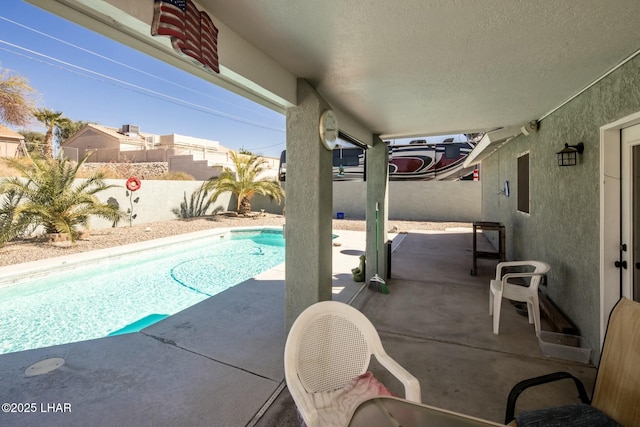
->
556;142;584;166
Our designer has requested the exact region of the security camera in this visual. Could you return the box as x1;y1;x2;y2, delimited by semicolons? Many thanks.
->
521;120;539;136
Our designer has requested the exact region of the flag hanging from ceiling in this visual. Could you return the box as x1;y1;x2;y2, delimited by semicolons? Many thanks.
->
151;0;219;73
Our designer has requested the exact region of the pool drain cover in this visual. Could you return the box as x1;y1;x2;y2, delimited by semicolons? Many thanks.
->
25;358;65;376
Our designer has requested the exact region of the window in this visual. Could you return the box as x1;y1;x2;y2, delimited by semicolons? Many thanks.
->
517;153;530;213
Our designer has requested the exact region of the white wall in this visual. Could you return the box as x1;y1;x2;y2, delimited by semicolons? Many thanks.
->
89;179;232;229
83;178;479;229
333;180;481;221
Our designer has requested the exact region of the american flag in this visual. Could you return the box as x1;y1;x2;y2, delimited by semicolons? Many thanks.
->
151;0;219;73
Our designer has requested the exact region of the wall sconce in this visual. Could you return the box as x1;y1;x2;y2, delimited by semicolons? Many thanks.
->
556;142;584;166
497;181;510;197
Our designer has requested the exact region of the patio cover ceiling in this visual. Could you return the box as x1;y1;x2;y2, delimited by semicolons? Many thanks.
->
202;1;640;137
28;1;640;157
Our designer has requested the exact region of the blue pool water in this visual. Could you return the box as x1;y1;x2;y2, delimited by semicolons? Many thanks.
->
0;229;285;355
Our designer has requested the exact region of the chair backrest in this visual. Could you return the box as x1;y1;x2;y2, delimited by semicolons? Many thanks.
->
499;260;550;291
284;301;384;394
591;297;640;426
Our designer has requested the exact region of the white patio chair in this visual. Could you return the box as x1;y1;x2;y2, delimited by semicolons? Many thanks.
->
489;260;551;335
284;300;421;427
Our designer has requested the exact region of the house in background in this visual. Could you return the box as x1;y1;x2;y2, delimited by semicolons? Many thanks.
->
61;123;279;180
0;125;25;158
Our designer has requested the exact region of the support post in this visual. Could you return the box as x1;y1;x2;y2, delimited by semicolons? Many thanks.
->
365;135;389;282
284;79;334;332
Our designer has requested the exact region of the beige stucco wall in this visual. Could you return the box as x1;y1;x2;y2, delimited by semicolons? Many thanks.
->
0;142;19;158
481;54;640;362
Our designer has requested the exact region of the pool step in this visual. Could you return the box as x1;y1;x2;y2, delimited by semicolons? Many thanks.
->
107;314;169;336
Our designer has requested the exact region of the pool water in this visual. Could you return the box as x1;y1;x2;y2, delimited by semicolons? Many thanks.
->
0;230;285;355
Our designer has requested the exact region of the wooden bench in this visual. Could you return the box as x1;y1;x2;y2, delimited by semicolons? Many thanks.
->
539;291;579;335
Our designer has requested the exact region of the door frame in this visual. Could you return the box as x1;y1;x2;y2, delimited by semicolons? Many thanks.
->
621;126;640;305
600;111;640;348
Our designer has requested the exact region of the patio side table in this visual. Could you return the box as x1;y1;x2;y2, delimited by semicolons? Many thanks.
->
471;221;505;275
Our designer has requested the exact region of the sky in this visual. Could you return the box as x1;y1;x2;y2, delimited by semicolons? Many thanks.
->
0;1;468;159
0;0;287;158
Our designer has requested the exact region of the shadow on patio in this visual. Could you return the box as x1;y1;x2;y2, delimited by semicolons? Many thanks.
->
258;229;597;426
0;228;596;426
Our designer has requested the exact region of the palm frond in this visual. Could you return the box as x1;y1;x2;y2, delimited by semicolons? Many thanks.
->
0;152;124;242
204;151;284;214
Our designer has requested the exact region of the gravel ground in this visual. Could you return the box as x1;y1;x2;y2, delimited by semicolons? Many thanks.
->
0;213;471;267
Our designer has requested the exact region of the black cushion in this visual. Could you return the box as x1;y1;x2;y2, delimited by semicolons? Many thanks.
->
516;404;621;427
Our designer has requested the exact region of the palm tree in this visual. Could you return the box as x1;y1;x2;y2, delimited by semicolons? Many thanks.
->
57;119;93;143
0;153;123;244
33;108;71;157
204;151;284;214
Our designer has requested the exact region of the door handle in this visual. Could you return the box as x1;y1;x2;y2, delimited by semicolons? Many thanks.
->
615;260;628;269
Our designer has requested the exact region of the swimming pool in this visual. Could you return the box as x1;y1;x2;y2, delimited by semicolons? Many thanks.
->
0;228;285;355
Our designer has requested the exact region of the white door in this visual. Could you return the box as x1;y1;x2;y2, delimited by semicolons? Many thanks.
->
601;113;640;348
622;124;640;302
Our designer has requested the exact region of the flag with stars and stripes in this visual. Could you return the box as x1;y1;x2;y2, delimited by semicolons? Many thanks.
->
151;0;219;73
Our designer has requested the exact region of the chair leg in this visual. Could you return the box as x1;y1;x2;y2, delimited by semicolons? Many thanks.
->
493;295;502;334
530;296;541;333
527;301;535;324
489;290;494;316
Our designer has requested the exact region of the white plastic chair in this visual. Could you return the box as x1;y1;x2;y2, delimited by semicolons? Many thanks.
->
284;300;421;427
489;260;550;335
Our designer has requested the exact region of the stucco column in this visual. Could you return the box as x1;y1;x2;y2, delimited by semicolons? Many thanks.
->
366;135;389;282
284;79;334;331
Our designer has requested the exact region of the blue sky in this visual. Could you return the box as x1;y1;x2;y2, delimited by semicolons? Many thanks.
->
0;0;287;158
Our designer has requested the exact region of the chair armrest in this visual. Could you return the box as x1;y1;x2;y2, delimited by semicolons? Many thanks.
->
505;371;591;424
496;262;536;280
502;272;545;283
375;351;422;403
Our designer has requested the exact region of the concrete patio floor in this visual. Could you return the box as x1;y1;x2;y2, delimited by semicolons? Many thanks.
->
0;228;596;426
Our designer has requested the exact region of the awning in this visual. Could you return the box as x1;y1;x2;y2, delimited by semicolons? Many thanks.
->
463;125;526;167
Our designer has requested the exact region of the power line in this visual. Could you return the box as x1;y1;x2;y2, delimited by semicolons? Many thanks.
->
250;141;286;151
0;41;285;134
0;15;262;115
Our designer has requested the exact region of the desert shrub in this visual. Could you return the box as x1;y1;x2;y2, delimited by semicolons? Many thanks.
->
156;171;195;181
0;157;30;177
172;183;213;218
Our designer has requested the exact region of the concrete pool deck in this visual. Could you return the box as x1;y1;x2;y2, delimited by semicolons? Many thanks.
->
0;229;368;427
0;228;596;426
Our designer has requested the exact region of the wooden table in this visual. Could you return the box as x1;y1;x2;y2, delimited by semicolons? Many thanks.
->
348;396;505;427
471;221;505;276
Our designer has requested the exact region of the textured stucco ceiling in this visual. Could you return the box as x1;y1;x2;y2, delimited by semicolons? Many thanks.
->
201;0;640;139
